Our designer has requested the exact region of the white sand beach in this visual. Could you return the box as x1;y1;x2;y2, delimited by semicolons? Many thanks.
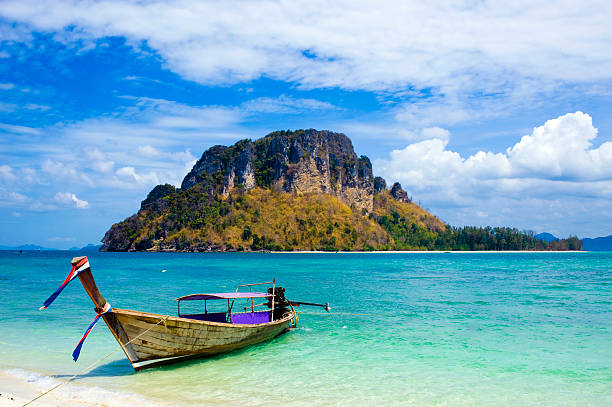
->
0;370;164;407
0;370;80;407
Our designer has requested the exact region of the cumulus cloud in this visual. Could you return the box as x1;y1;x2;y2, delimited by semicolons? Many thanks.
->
506;112;612;180
54;191;89;209
379;112;612;190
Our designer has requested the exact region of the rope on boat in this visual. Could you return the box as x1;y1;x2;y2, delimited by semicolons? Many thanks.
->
297;311;375;316
21;315;169;407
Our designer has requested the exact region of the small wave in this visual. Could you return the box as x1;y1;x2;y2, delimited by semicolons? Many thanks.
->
4;368;173;407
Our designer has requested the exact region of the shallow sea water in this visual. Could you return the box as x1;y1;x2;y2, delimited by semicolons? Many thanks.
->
0;251;610;406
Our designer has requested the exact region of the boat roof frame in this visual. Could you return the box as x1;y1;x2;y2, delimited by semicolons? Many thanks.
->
175;280;275;302
175;292;271;301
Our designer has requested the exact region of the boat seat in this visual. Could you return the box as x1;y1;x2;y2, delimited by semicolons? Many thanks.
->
231;311;270;324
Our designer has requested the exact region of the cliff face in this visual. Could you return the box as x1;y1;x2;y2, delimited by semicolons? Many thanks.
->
181;130;375;212
101;129;447;252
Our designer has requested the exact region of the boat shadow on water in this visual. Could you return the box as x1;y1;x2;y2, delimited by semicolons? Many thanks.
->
50;329;297;380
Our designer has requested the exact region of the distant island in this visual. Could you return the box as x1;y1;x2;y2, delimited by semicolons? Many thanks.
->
582;235;612;251
0;244;56;251
0;244;102;251
101;129;581;252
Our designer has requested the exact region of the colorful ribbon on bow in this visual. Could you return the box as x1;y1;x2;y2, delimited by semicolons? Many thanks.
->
72;302;112;362
40;257;90;310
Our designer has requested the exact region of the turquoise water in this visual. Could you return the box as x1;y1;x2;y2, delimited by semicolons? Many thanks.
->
0;251;611;406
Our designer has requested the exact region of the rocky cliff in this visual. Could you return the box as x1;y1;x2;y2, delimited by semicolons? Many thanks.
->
181;129;375;212
101;129;449;252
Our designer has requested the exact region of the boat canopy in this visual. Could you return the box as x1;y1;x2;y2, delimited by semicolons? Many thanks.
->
175;292;271;301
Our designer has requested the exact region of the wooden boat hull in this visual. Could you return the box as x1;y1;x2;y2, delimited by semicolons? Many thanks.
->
71;256;293;370
111;308;293;370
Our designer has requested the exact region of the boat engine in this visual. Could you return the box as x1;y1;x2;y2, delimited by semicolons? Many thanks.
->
267;286;289;320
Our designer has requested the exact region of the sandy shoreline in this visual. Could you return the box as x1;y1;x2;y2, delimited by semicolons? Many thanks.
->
0;370;166;407
0;370;76;407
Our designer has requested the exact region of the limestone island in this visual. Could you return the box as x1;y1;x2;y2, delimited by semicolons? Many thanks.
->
101;130;581;252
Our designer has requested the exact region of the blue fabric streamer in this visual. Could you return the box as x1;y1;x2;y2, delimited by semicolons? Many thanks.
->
72;306;112;362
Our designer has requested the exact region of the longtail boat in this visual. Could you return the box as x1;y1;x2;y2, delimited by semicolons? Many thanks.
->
40;256;328;370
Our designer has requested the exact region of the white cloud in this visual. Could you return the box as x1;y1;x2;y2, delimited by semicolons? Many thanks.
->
0;164;15;182
29;200;57;212
0;98;222;208
505;112;612;180
24;103;50;111
20;167;37;184
395;127;452;143
0;189;30;206
0;83;14;90
242;95;339;114
2;0;611;114
60;98;245;151
54;191;89;209
41;159;93;185
113;166;160;189
378;112;612;188
137;145;161;157
84;148;114;173
375;112;612;234
0;123;42;135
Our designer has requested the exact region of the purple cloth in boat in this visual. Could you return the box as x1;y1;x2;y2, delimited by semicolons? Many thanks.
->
231;311;270;324
181;312;227;323
177;292;270;301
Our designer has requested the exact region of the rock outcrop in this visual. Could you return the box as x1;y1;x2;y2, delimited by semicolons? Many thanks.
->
390;182;411;203
181;129;374;212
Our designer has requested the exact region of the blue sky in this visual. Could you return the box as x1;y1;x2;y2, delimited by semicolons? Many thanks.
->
1;1;611;248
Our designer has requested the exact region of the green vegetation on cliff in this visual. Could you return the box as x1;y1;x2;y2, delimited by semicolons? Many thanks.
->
104;186;436;251
103;185;579;252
